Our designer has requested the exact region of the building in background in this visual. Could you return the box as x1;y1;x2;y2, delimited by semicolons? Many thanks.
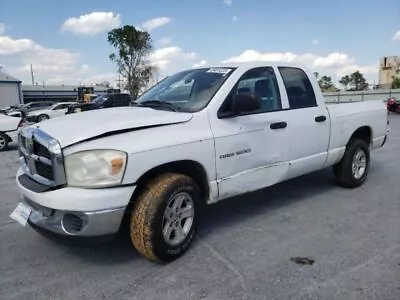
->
0;71;23;108
21;85;110;103
379;56;400;89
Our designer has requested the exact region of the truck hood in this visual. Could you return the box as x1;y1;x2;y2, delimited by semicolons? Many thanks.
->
33;107;193;147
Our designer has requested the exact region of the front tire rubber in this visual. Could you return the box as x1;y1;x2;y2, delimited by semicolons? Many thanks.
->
333;139;370;188
130;173;202;263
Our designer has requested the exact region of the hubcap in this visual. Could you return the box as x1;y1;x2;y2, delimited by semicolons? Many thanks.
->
162;192;194;246
352;148;367;180
0;136;5;149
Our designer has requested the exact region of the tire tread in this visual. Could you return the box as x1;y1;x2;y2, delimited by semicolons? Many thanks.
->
130;173;192;262
333;138;370;188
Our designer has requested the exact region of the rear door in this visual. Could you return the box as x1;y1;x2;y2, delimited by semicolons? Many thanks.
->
277;66;330;179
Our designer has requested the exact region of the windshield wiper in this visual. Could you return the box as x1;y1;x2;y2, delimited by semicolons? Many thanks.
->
135;100;179;112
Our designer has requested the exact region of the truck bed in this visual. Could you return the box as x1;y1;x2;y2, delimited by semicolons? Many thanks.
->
326;100;387;164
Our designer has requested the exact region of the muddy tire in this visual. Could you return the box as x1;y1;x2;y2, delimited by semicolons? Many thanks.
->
130;173;202;263
333;139;370;188
0;132;9;151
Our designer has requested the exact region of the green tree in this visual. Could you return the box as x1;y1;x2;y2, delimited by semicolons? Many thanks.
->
392;70;400;89
107;25;157;98
349;71;369;91
392;77;400;89
318;75;334;91
339;75;351;91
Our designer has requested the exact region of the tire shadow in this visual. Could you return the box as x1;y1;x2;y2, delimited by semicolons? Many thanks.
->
199;168;338;237
37;168;339;265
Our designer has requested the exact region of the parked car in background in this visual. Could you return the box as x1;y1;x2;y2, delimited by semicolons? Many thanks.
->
19;101;55;113
26;102;77;122
0;113;25;151
66;93;132;114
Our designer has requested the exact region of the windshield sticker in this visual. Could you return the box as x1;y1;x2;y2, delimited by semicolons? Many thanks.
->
206;68;232;75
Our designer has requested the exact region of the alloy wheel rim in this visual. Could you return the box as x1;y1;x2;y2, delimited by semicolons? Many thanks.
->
352;148;367;180
162;192;194;246
0;136;6;149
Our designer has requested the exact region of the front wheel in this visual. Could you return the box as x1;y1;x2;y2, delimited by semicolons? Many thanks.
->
333;139;370;188
130;173;202;263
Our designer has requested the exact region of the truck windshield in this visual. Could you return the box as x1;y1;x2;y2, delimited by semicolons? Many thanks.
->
92;94;108;104
136;67;236;112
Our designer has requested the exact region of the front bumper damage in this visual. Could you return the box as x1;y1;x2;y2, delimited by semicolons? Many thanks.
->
22;196;126;236
16;168;135;237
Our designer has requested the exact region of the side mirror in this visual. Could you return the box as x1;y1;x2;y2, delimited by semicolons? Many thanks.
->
218;93;261;118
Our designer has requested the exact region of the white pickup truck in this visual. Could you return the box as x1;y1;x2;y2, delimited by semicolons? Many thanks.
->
11;62;389;263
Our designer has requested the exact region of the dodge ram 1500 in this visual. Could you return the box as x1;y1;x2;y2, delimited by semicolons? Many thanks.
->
11;62;389;263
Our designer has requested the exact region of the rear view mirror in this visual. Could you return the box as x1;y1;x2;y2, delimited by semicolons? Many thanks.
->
218;93;261;118
232;93;261;113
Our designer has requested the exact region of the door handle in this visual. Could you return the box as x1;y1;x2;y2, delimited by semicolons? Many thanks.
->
315;115;327;122
270;121;287;130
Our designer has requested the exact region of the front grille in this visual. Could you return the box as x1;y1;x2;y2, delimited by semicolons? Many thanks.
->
18;127;66;187
33;141;50;159
35;162;54;180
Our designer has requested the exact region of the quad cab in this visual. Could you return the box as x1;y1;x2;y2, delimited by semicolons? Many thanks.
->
12;62;389;263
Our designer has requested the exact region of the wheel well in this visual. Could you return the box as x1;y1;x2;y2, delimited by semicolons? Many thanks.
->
349;126;371;146
134;160;210;201
118;160;210;233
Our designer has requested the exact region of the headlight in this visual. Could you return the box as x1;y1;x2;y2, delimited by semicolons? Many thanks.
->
65;150;127;188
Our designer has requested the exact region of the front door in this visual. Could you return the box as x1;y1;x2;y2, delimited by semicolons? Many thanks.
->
210;66;290;200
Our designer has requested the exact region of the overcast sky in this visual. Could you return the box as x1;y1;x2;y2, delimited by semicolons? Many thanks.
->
0;0;399;86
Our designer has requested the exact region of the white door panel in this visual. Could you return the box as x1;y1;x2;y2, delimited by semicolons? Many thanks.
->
210;66;291;200
276;67;330;179
214;111;290;200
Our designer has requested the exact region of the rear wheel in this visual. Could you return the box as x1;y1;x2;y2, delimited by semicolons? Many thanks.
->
0;133;9;151
333;139;370;188
130;173;202;263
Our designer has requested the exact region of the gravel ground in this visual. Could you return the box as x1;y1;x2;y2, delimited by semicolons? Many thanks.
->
0;116;399;300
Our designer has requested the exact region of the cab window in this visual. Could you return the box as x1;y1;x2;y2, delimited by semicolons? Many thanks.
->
219;67;282;114
278;67;317;109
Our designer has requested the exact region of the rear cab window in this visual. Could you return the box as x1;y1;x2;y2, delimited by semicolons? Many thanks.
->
278;67;317;109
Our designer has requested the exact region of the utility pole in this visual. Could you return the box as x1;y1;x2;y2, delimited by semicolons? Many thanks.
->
116;74;124;89
30;64;35;85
